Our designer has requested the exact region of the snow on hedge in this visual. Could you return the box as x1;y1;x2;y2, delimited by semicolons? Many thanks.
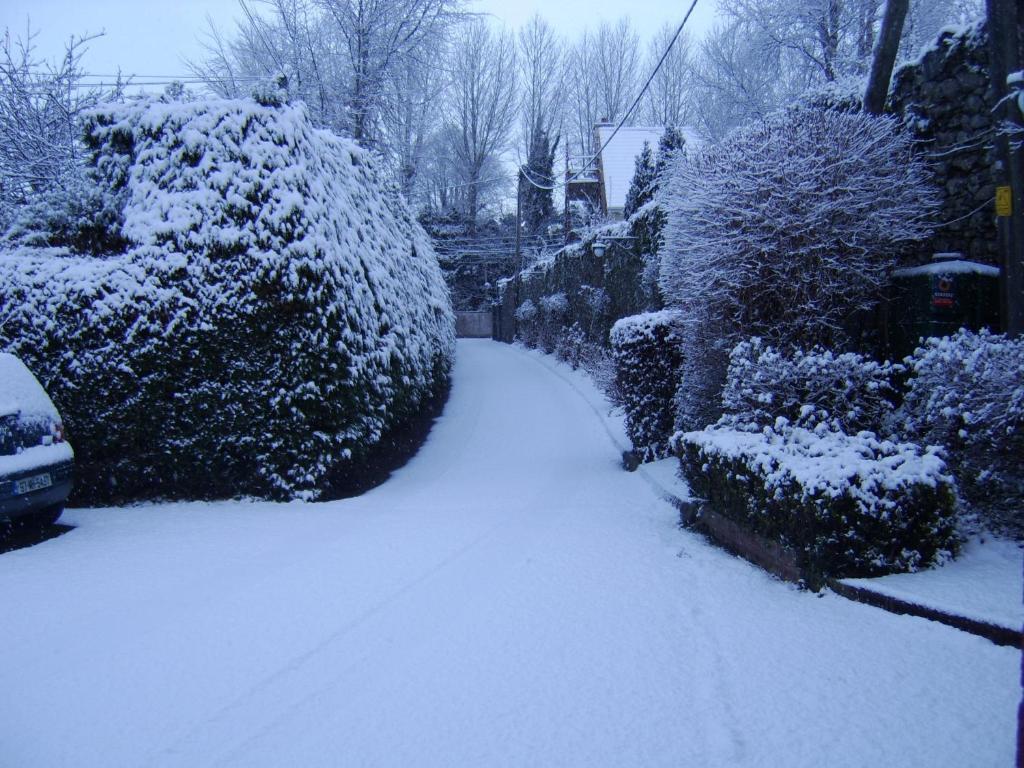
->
901;329;1024;536
610;311;684;461
681;423;949;500
676;421;958;578
720;338;901;436
0;95;454;502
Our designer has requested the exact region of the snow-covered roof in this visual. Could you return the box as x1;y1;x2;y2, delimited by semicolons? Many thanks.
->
594;125;702;215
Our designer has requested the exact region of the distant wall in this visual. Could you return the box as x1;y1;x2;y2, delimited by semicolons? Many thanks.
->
455;311;493;338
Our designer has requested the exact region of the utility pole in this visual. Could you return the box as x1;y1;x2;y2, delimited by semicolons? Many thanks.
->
564;141;572;245
513;169;523;342
515;168;523;272
987;0;1024;337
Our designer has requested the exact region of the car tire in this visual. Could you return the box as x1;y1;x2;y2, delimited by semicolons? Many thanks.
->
16;505;64;532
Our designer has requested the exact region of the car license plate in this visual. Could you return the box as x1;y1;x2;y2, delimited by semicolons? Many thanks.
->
14;472;52;495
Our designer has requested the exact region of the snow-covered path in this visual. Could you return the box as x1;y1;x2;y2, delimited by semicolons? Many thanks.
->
1;340;1018;767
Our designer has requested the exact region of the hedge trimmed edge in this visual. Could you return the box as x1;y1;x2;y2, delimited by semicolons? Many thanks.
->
675;423;958;583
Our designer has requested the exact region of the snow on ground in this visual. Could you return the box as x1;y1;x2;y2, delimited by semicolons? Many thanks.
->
0;340;1018;767
518;345;691;503
842;536;1023;631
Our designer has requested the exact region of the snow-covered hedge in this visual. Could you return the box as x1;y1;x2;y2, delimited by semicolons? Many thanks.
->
901;329;1024;536
0;96;454;503
675;423;958;580
611;311;684;461
721;338;901;435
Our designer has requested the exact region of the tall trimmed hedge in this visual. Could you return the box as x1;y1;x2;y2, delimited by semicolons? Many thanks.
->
610;311;684;461
0;96;454;503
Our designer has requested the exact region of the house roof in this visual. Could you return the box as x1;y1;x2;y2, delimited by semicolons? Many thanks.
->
594;125;702;213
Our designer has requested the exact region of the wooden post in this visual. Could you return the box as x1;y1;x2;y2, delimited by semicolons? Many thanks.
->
987;0;1024;337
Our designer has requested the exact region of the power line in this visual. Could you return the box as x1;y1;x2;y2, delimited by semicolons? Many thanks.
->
519;0;700;193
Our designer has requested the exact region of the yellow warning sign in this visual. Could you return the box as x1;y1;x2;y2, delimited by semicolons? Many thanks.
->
996;185;1012;217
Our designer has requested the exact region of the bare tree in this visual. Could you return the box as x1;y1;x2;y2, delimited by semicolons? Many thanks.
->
565;18;641;156
641;22;694;127
190;0;463;155
380;53;443;199
593;18;641;124
442;19;517;228
715;0;880;82
689;20;805;140
189;1;348;128
567;30;600;156
0;24;108;213
317;0;464;143
517;15;565;163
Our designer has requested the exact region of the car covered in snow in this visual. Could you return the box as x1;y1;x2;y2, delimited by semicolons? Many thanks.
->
0;353;74;532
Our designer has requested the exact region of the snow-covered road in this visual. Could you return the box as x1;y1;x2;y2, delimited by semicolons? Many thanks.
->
1;340;1018;767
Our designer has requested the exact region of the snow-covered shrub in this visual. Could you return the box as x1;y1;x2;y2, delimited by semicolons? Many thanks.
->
538;292;569;353
515;299;539;346
610;311;685;461
659;106;939;429
0;96;454;503
2;173;127;254
555;323;588;370
901;329;1024;536
675;423;958;581
721;338;902;435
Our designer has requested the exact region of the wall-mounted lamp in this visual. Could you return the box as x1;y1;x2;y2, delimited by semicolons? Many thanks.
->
591;236;634;259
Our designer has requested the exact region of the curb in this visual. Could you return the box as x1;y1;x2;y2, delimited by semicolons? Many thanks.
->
827;578;1022;648
669;491;1021;649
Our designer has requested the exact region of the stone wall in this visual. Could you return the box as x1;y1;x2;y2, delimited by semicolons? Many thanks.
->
495;215;659;348
890;22;1000;266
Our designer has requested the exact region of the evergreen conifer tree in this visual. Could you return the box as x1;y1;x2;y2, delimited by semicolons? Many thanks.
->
623;141;656;219
520;129;558;236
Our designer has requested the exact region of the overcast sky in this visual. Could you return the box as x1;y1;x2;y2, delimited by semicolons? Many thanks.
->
1;0;720;83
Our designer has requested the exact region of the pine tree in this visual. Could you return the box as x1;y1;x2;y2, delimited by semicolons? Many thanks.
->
655;126;687;178
623;141;656;219
520;129;558;236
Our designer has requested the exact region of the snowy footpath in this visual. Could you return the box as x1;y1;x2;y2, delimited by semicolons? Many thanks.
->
1;340;1019;767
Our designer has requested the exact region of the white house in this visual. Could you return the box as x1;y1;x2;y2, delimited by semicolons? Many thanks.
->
593;124;702;219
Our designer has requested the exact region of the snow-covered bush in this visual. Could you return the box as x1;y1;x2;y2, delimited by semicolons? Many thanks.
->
721;338;901;436
2;173;127;254
515;299;539;346
901;329;1024;536
610;311;685;461
538;292;569;352
0;96;454;503
675;422;958;581
659;106;939;429
554;323;588;370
